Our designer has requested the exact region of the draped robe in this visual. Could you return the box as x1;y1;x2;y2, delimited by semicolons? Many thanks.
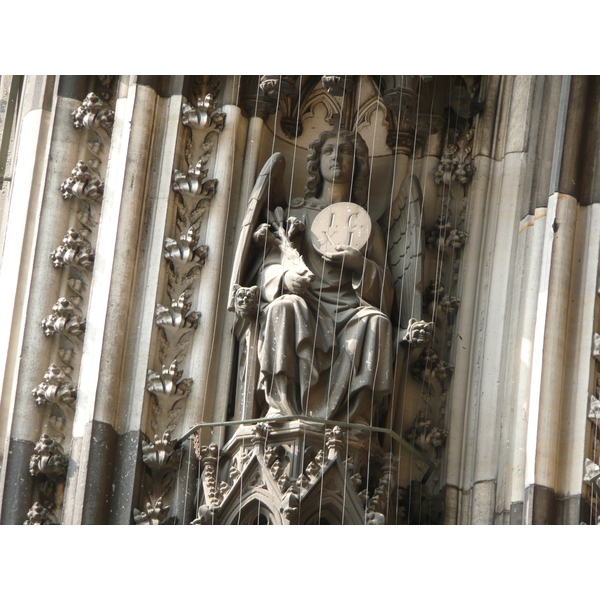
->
256;198;394;423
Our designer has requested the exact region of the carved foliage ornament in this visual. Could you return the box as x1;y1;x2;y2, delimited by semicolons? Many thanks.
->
50;228;94;270
41;298;86;340
29;434;69;479
60;161;104;202
71;92;115;135
32;363;76;407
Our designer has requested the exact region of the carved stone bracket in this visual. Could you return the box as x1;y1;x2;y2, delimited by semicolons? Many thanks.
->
60;161;104;203
72;92;115;136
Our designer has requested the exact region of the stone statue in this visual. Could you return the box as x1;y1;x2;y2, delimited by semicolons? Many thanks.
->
230;129;429;426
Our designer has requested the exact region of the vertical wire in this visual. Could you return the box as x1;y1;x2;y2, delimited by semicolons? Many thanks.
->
317;76;351;524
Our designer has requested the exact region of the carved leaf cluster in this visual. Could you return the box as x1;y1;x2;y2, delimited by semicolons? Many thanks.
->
32;363;76;407
41;298;86;340
60;161;104;202
72;92;115;135
50;228;94;270
29;434;69;479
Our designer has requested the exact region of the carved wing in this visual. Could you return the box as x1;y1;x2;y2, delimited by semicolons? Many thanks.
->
382;174;424;331
228;152;287;312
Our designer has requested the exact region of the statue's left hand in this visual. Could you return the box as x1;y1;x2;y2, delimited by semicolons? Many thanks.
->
320;244;365;273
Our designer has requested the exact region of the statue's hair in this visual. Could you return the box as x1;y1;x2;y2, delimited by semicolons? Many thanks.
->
304;130;370;208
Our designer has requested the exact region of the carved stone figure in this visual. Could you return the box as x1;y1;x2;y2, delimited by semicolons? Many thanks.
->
230;128;430;427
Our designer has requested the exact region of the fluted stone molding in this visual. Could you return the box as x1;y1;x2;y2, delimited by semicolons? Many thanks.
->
131;76;224;525
61;77;186;524
0;76;95;524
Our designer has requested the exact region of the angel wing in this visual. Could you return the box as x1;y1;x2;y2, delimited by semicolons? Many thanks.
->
381;174;424;332
228;152;287;313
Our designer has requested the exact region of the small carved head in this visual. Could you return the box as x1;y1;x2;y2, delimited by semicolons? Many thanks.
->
232;284;259;319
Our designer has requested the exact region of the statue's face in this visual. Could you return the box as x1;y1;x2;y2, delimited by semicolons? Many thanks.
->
319;137;354;184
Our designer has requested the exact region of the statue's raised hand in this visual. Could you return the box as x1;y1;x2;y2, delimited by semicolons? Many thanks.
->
320;244;365;273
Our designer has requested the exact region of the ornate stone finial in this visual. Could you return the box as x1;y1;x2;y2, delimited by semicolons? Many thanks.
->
71;92;115;135
321;76;354;97
325;426;344;460
29;434;69;479
60;161;104;202
32;363;77;407
251;422;271;446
